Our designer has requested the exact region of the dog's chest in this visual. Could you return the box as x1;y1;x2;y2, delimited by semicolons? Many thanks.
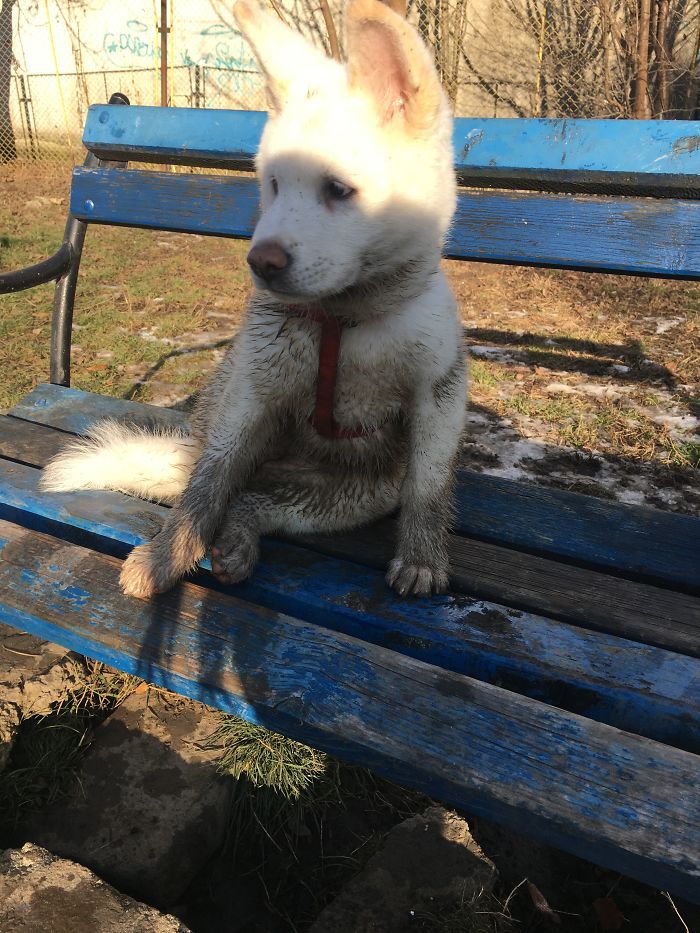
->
248;315;411;427
332;328;409;426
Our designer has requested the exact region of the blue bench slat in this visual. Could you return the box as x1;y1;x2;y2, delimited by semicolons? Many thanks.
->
10;385;700;591
71;169;260;240
454;469;700;593
449;190;700;277
0;519;697;900
82;105;700;188
4;413;698;660
9;383;186;434
69;168;700;278
0;455;697;752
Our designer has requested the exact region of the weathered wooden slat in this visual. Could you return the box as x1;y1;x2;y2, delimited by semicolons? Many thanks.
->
296;523;700;658
453;468;700;593
69;167;700;278
0;455;697;751
0;519;697;900
82;105;700;195
10;385;700;591
71;169;260;240
454;118;700;196
9;383;186;435
450;190;700;277
0;416;76;466
4;413;698;658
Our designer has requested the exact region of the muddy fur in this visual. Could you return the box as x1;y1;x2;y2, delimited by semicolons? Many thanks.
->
41;0;467;598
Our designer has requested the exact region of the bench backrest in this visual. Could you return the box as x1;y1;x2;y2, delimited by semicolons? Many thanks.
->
72;104;700;281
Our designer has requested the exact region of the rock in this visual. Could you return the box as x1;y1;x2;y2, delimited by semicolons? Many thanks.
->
26;689;231;907
0;622;86;717
310;806;496;933
0;701;20;771
0;843;191;932
0;622;87;765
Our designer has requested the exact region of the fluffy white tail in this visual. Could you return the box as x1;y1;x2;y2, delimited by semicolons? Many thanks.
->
40;420;199;503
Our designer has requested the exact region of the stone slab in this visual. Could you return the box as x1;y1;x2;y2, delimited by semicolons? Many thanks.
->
310;806;497;933
26;689;231;907
0;842;191;932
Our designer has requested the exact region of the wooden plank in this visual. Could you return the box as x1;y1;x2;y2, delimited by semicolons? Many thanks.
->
70;169;259;241
0;519;697;900
453;118;700;196
454;468;700;593
83;105;266;169
447;190;700;277
296;523;700;659
69;168;700;278
82;105;700;194
10;385;700;591
3;414;698;658
0;416;75;466
8;383;186;435
0;456;697;751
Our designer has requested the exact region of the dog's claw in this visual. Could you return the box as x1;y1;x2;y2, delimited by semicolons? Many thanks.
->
386;558;448;597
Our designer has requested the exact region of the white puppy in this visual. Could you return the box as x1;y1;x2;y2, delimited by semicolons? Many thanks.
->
42;0;467;599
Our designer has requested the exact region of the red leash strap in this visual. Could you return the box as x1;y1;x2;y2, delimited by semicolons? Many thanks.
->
312;316;343;438
286;305;371;440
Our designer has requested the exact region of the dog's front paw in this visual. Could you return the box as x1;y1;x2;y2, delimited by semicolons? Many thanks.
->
210;528;259;586
386;558;449;597
120;542;181;598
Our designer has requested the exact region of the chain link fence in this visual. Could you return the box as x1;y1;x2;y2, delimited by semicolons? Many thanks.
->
1;0;699;166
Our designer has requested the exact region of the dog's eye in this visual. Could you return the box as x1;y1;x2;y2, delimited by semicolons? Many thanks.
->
270;177;279;196
325;180;355;202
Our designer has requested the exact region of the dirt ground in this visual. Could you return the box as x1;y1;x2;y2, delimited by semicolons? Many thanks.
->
1;164;699;932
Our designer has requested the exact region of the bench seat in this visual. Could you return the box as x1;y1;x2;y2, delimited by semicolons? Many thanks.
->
0;382;698;900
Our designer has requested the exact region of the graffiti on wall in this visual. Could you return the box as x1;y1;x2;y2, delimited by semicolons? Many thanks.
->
100;17;261;102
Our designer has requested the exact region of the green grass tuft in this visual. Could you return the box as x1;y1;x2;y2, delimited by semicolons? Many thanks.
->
0;661;138;837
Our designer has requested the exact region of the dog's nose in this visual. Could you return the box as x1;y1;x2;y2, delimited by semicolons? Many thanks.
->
247;241;291;280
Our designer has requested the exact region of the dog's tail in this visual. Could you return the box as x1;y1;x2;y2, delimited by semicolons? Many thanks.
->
40;420;199;503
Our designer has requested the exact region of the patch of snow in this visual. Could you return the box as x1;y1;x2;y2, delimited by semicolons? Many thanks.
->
468;345;520;364
648;412;700;437
617;489;646;505
655;317;685;335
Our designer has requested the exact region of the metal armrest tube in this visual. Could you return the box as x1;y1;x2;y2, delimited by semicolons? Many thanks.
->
0;244;73;294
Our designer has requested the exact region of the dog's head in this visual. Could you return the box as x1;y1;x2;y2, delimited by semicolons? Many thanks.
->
233;0;455;304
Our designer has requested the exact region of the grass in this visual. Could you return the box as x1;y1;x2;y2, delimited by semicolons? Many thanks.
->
0;660;138;838
0;169;250;410
413;891;516;932
197;714;432;928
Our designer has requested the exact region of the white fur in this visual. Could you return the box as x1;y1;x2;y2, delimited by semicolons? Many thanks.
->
41;421;199;503
41;0;468;599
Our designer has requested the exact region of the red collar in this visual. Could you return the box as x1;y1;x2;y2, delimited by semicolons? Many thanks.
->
285;305;371;440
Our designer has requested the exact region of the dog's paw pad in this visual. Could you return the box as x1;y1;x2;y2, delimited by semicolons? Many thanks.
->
210;533;259;586
386;558;448;597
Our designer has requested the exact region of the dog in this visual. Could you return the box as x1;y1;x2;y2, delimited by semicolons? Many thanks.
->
41;0;467;599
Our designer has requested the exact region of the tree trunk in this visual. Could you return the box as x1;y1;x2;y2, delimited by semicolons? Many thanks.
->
0;0;17;162
633;0;653;117
654;0;670;116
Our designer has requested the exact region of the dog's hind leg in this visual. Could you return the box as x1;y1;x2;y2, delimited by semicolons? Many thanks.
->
210;459;401;585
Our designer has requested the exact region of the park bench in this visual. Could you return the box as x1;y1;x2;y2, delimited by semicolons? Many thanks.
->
0;97;699;901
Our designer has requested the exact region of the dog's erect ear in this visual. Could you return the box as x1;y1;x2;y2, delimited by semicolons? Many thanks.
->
346;0;444;132
233;1;339;110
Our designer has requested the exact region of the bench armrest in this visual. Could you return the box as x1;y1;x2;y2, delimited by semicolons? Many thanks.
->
0;243;73;294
